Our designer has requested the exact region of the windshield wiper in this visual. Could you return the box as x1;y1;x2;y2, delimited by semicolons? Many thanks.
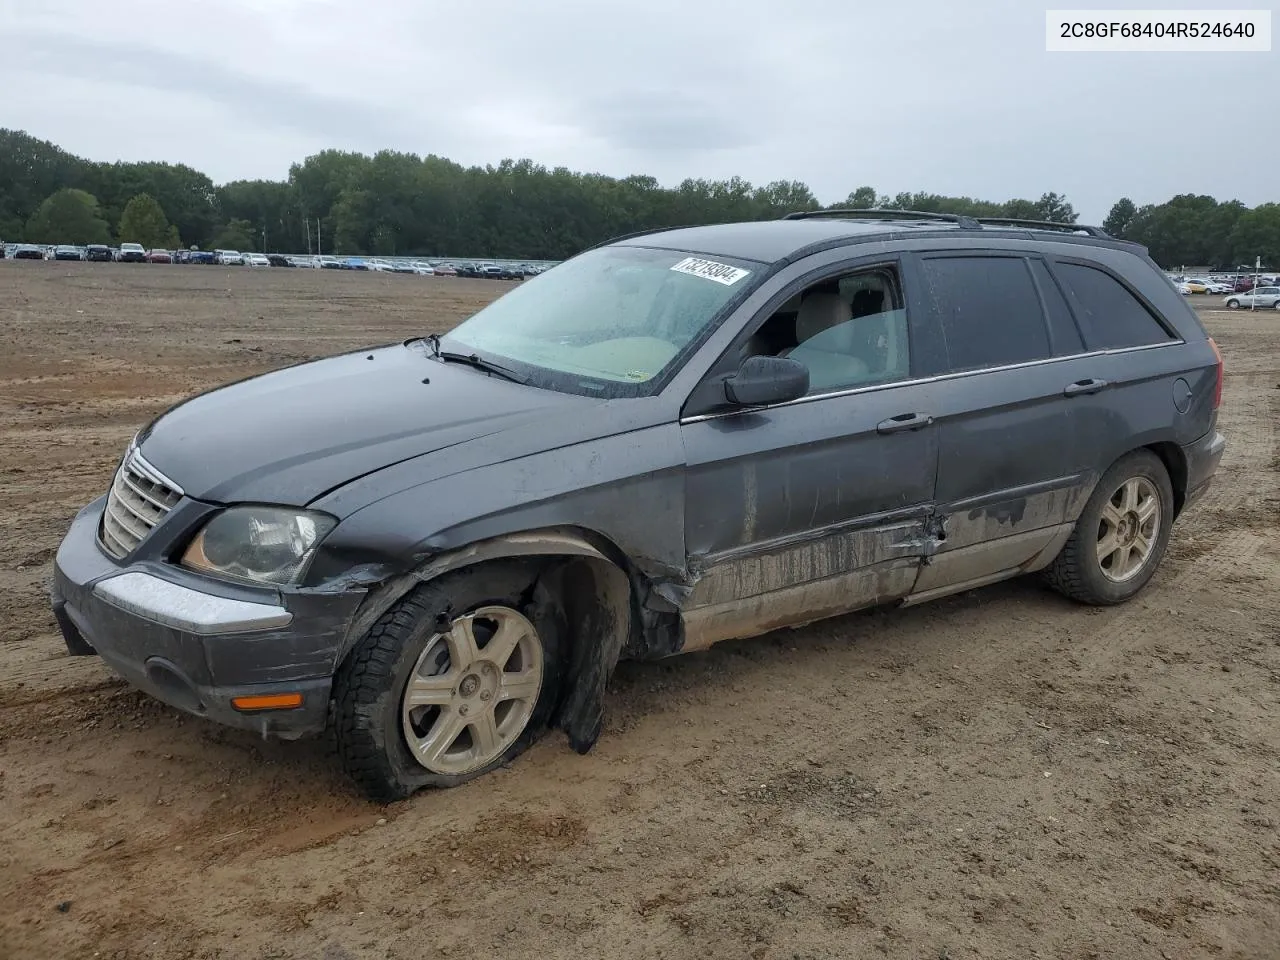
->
435;349;527;384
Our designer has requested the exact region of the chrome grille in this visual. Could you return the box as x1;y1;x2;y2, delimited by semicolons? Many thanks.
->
98;449;184;559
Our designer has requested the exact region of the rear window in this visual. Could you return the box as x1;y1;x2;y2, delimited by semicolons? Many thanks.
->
921;256;1052;372
1053;262;1175;350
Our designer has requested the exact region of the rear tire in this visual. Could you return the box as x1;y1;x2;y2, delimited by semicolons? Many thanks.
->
1043;450;1174;605
333;563;565;802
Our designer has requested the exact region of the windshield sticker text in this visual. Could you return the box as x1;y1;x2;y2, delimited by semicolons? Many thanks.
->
670;257;751;286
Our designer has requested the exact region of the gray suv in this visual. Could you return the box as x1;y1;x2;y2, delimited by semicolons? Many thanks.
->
52;210;1226;800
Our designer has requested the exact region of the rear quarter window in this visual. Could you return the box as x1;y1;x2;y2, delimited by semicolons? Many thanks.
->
1053;262;1176;350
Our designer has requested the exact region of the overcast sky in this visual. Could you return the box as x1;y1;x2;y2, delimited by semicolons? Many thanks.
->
3;0;1276;222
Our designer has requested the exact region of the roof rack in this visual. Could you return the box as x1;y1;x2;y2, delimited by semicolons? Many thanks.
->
784;208;981;229
973;217;1111;238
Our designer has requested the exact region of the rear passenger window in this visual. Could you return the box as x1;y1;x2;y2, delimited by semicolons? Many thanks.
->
921;256;1052;372
1054;262;1175;349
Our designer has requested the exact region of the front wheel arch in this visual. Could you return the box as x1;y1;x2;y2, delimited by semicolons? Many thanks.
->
334;534;638;756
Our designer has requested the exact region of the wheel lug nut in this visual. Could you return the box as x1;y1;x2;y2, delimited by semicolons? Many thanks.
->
459;705;469;716
480;691;491;701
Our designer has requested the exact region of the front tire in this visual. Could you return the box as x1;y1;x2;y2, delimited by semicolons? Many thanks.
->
1043;450;1174;605
1227;299;1240;309
334;563;564;802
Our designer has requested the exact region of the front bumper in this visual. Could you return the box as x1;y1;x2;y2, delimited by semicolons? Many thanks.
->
51;497;367;738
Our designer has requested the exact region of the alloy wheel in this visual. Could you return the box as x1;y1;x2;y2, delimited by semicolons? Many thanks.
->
400;606;544;775
1096;477;1161;583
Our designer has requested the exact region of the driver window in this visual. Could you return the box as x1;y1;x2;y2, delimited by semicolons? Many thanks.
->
743;266;909;393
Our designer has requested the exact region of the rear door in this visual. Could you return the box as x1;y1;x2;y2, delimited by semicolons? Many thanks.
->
1047;255;1215;470
907;251;1093;601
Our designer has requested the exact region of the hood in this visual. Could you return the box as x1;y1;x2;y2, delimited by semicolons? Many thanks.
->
138;341;590;505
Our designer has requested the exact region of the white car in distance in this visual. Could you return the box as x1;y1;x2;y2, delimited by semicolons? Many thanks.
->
1224;286;1280;309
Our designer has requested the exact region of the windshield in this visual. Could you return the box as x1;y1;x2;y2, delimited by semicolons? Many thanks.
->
444;245;758;397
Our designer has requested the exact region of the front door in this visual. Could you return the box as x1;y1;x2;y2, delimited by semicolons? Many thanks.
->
677;260;939;651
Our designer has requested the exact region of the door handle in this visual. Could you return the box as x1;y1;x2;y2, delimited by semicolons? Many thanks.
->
876;412;933;434
1063;378;1109;397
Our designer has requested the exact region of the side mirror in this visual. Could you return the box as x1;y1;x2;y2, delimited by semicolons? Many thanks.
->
724;355;809;407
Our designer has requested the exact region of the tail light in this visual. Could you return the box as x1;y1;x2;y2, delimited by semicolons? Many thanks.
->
1208;337;1223;409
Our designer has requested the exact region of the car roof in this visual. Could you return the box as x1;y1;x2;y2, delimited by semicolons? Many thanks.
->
611;213;1134;265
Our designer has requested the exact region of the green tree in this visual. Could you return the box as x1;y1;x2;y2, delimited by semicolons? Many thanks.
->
118;193;174;248
1000;198;1040;219
0;130;93;241
209;218;254;251
1103;197;1137;237
843;186;877;208
87;161;217;248
1033;192;1076;223
24;188;111;244
1125;195;1241;267
1227;203;1280;268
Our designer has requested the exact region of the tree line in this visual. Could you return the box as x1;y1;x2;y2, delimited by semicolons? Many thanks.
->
1104;195;1280;270
1;128;1273;266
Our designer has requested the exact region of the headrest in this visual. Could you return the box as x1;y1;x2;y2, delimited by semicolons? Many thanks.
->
795;292;852;344
851;287;885;317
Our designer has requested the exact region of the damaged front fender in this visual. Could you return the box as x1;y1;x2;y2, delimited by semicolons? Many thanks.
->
333;528;641;755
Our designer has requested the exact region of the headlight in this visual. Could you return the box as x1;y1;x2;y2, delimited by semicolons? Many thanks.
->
181;507;336;586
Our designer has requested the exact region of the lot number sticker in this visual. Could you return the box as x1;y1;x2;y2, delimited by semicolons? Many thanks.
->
670;257;751;286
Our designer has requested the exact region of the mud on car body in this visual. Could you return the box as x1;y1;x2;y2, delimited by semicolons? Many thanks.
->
53;210;1226;801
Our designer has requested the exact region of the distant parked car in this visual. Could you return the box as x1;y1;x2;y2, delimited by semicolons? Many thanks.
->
367;259;396;272
146;249;173;264
1189;279;1230;294
481;264;504;280
189;250;218;265
319;257;345;270
245;253;270;268
1175;281;1192;296
1181;279;1208;294
406;261;435;275
345;258;369;271
267;254;295;267
13;244;44;260
216;250;245;265
1224;286;1280;309
53;245;84;261
432;262;456;276
116;242;146;263
84;244;113;262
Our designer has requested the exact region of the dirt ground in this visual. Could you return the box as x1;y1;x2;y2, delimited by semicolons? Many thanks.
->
0;262;1276;960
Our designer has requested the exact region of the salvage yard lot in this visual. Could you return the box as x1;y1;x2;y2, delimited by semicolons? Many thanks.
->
0;263;1277;960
